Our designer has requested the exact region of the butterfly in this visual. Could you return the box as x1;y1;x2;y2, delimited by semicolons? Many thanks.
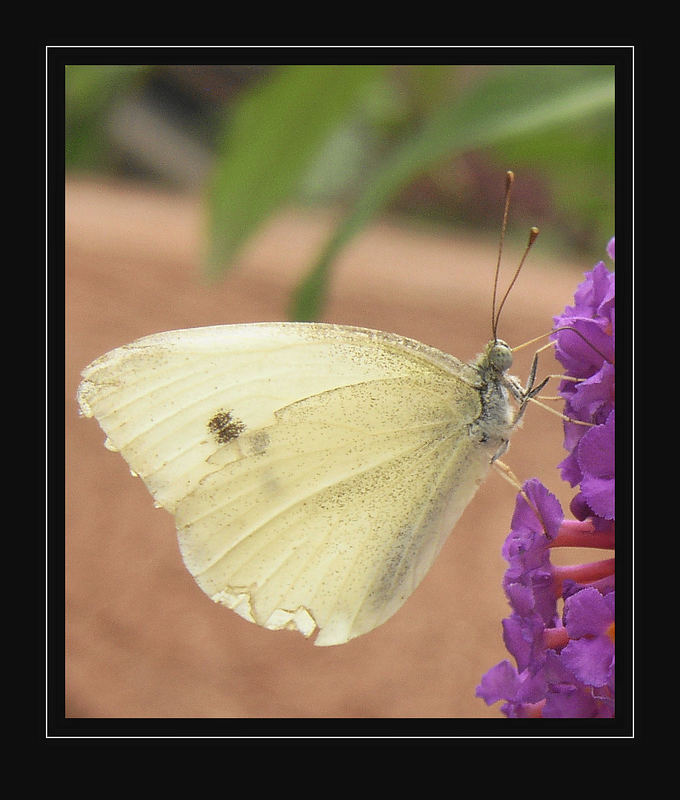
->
77;172;548;646
79;314;549;648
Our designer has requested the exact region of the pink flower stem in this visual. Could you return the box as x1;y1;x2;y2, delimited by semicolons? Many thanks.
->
550;519;615;550
543;626;569;650
552;558;615;597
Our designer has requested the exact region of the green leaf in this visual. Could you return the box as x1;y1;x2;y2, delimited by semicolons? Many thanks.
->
290;66;614;321
65;65;150;168
205;65;384;274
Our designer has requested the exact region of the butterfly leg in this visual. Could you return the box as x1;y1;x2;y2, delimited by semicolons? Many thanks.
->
513;352;549;427
491;458;523;491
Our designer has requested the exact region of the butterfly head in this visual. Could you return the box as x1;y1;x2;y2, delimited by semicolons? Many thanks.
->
486;339;513;374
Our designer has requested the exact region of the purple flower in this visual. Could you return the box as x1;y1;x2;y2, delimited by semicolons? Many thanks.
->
541;649;610;718
606;236;615;261
562;587;615;688
501;479;563;628
477;240;616;718
551;254;615;502
576;410;615;520
476;660;547;717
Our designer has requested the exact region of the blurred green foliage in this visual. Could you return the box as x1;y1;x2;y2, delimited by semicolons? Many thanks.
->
65;64;615;320
66;65;151;167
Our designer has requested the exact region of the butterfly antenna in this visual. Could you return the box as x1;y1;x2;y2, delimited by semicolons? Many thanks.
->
491;170;514;342
493;226;540;337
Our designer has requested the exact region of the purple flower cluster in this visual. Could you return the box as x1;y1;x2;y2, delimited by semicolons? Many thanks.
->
476;239;615;718
552;237;615;525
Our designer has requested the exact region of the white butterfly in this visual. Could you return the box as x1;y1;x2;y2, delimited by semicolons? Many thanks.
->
77;321;544;646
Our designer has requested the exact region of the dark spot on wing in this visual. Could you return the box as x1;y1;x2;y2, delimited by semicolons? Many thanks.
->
208;410;246;444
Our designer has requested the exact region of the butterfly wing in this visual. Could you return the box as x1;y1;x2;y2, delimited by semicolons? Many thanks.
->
78;323;504;645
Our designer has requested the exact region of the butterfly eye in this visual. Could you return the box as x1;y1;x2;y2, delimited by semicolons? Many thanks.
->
489;340;513;372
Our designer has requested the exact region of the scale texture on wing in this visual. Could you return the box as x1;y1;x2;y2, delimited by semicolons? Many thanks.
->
78;322;504;645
